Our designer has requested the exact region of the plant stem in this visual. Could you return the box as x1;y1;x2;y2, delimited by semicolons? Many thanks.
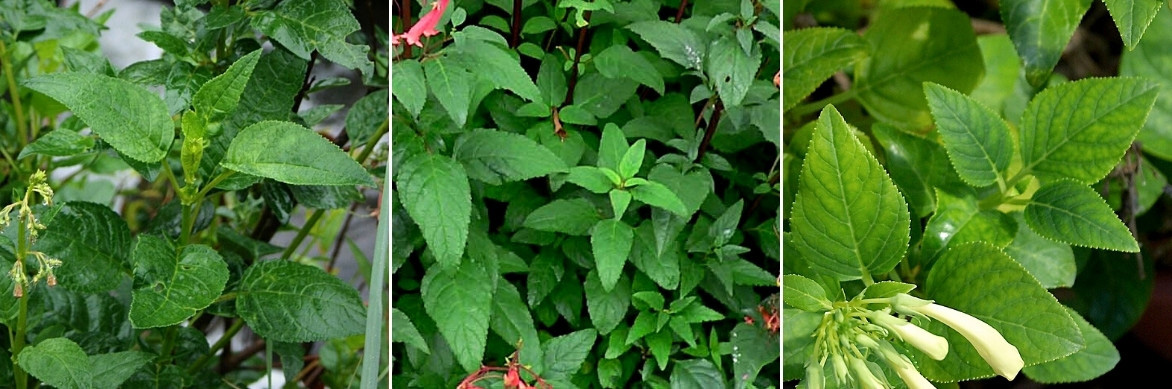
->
159;325;179;362
0;38;29;148
282;210;325;260
197;170;236;199
510;0;522;48
563;11;592;105
12;198;29;389
675;0;689;23
696;100;724;160
181;202;196;244
789;90;857;117
354;119;389;164
187;319;246;375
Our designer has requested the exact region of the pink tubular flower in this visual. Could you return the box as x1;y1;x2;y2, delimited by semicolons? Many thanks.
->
396;0;450;47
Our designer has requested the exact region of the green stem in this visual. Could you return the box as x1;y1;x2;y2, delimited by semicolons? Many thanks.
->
860;269;875;286
160;161;182;199
13;292;28;389
353;119;389;164
187;319;245;375
159;326;179;362
0;38;28;147
282;210;325;260
180;202;196;244
789;90;857;117
196;170;236;199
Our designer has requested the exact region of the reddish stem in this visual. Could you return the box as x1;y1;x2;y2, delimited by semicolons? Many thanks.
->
510;0;523;48
564;11;592;105
675;0;689;23
697;100;724;160
401;0;413;58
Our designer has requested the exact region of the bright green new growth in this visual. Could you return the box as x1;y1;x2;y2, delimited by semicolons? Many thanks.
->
789;105;910;281
923;82;1013;188
1024;180;1140;252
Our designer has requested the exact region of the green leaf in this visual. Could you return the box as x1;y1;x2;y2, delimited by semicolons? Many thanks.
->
591;219;635;292
391;308;430;354
916;242;1083;382
1018;77;1159;184
422;259;494;373
854;7;984;129
1068;248;1153;339
1004;212;1076;289
971;34;1023;113
129;236;229;328
251;0;372;74
1104;0;1163;50
862;281;917;300
1024;180;1139;252
789;106;911;280
490;281;543;374
424;56;473;127
34;201;131;293
23;72;173;163
871;122;961;218
923;82;1014;187
610;190;632;217
542;329;597;381
1023;307;1120;383
647;329;673;370
523;199;600;236
397;152;471;268
18;338;91;389
537;54;568;106
782;27;869;111
559;104;595;125
346;89;389;146
919;187;1017;264
573;73;639;119
647;165;712;219
630;222;681;290
782;274;831;312
707;36;761;107
677;302;725;323
585;270;631;335
193;49;261;122
19;129;94;159
1121;9;1172;161
453;129;569;185
236;260;366;342
1001;0;1093;87
527;250;562;306
392;59;426;118
629;181;689;217
732;322;780;388
454;40;542;103
598;123;630;172
222;120;373;186
782;309;819;380
625;20;706;69
619;139;646;180
567;166;615;194
89;351;153;389
594;45;664;94
597;358;623;388
670;359;725;389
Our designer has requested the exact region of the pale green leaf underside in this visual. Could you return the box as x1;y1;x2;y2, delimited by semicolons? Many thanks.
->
18;338;92;389
1022;307;1120;383
236;261;366;342
453;129;568;185
1121;9;1172;161
854;7;984;129
1024;180;1139;252
223;120;373;186
1103;0;1163;50
782;27;868;111
23;72;173;163
1004;212;1076;289
918;242;1083;382
1001;0;1093;87
1018;77;1159;184
924;82;1013;187
130;237;229;328
422;260;494;373
789;105;911;280
396;153;472;268
591;219;635;292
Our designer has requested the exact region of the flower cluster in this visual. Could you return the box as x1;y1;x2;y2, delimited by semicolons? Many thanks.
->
0;170;61;297
392;0;450;47
806;293;1023;389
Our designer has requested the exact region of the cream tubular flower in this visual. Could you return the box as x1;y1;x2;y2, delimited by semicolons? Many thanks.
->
904;302;1024;380
868;338;936;389
847;356;887;389
868;311;948;361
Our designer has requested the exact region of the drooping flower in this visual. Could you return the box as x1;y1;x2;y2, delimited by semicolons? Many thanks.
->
868;310;949;361
395;0;450;47
848;356;886;389
893;294;1024;380
858;335;937;389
